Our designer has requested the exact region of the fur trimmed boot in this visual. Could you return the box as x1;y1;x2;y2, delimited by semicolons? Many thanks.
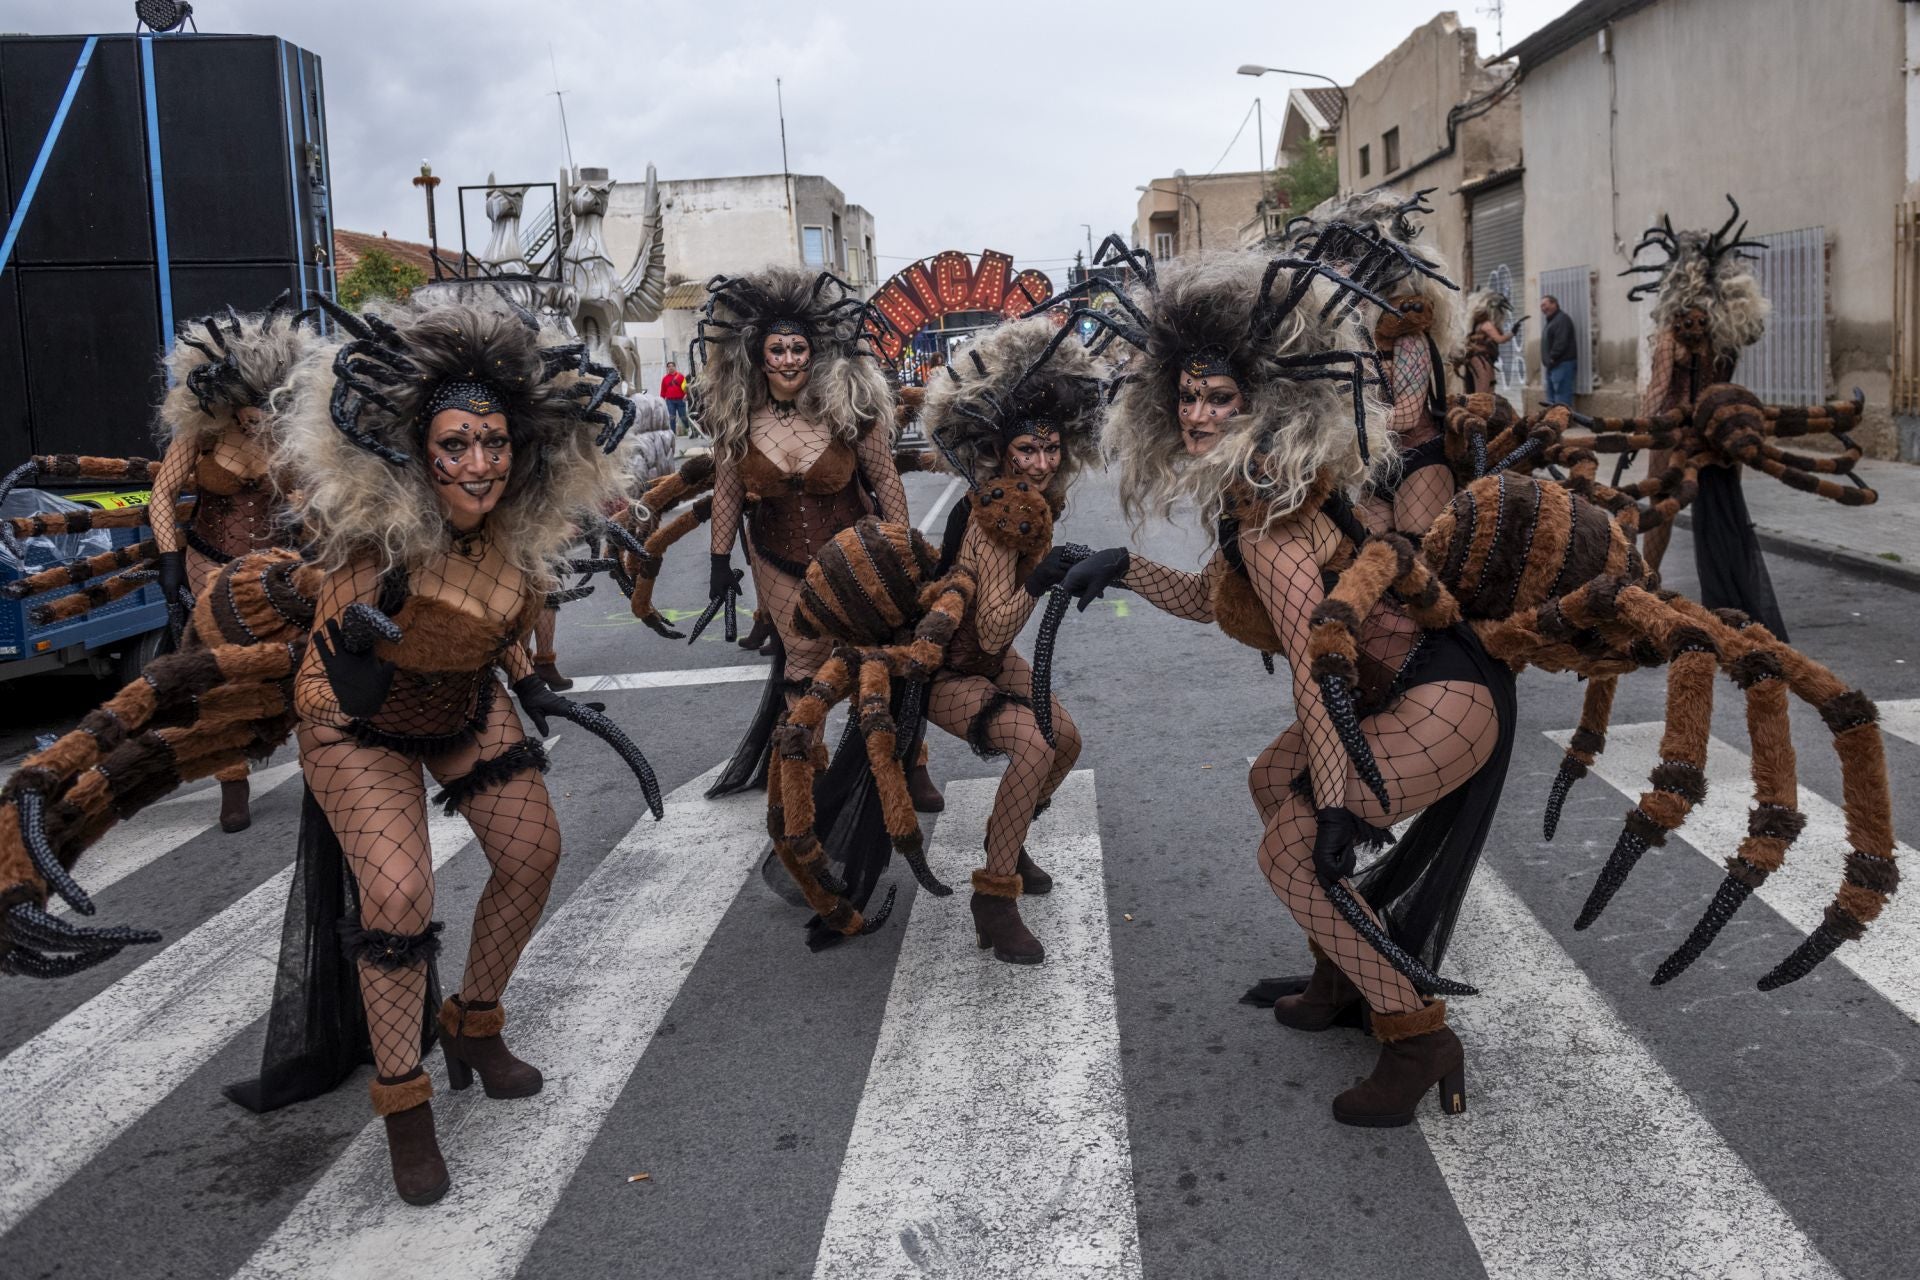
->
1331;1000;1466;1128
439;995;544;1099
1015;847;1052;895
907;745;944;813
970;870;1043;965
739;610;775;652
371;1068;450;1206
218;778;251;834
532;655;572;691
1272;941;1362;1032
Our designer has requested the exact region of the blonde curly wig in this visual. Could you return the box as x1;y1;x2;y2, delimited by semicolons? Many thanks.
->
1106;252;1394;542
274;299;629;584
156;299;322;450
1628;196;1771;360
1298;189;1459;353
687;266;894;469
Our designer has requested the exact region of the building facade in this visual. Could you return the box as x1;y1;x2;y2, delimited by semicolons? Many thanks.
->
1131;171;1266;262
1508;0;1905;455
599;172;877;390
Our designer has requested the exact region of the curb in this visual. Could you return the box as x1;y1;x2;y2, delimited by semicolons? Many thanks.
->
1675;512;1920;592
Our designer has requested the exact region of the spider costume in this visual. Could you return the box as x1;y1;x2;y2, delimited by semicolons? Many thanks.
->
757;315;1101;959
0;297;664;1206
1454;290;1516;396
1032;239;1895;1127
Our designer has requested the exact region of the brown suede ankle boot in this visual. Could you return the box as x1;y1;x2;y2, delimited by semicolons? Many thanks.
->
739;611;774;651
1272;941;1362;1032
440;996;543;1099
970;869;1043;965
1014;847;1052;895
1332;1000;1466;1128
907;762;944;813
218;779;252;834
371;1069;449;1206
532;657;572;691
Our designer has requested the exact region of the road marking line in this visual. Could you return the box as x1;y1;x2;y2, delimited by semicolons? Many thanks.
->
1427;867;1840;1279
1549;723;1920;1023
917;476;964;535
0;738;557;1236
812;771;1142;1280
1876;697;1920;750
232;763;763;1280
568;665;768;693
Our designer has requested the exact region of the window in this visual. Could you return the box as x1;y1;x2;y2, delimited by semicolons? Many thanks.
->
831;212;844;269
847;245;863;285
1383;127;1400;173
802;225;827;266
1358;144;1371;178
1154;231;1174;260
1263;210;1287;238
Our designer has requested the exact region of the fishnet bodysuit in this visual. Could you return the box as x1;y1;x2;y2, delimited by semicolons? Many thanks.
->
1128;513;1494;1014
710;409;909;693
1357;336;1456;539
924;518;1080;877
295;540;557;1080
153;425;284;784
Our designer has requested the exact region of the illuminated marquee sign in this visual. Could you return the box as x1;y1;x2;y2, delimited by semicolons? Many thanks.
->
865;248;1054;361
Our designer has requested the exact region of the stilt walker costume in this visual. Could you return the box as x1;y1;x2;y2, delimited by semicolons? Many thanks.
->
1453;290;1517;396
0;297;666;1207
1032;241;1897;1126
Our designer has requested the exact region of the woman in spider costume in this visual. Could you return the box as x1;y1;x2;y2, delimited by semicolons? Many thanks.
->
0;297;663;1206
0;298;320;833
622;267;941;809
1454;290;1519;396
1034;244;1896;1126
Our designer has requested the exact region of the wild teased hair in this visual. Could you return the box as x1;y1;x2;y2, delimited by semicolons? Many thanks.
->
275;299;628;581
1106;252;1393;541
157;301;321;450
1293;189;1459;351
689;265;894;469
1650;244;1769;359
918;315;1104;499
1463;289;1513;331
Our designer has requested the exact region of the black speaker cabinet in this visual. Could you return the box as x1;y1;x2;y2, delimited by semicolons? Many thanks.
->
0;32;333;462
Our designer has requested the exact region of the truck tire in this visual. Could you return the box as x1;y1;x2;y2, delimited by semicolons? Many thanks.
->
115;626;167;684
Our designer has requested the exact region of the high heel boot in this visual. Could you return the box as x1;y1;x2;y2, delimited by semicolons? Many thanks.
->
439;995;543;1098
970;869;1043;965
1014;847;1052;895
907;741;944;813
218;778;252;834
370;1069;449;1206
1331;1000;1467;1128
1272;940;1362;1031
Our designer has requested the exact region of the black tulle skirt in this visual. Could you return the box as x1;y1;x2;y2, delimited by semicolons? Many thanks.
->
1690;462;1788;641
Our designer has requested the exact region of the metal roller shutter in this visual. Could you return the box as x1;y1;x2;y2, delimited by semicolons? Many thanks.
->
1470;181;1525;396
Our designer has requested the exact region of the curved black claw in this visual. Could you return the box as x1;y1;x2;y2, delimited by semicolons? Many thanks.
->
1574;822;1654;930
1492;436;1543;474
686;587;737;646
1542;756;1586;841
2;902;162;978
898;842;953;897
1317;674;1391;813
19;792;93;916
546;701;665;819
1758;922;1850;991
640;613;686;641
337;602;403;653
858;884;899;934
1652;874;1755;985
1030;545;1090;748
544;584;596;609
1324;879;1478;997
1469;432;1489;479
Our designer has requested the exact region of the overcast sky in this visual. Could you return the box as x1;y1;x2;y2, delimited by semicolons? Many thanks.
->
14;0;1573;277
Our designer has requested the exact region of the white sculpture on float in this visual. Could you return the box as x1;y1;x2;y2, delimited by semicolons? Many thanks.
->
560;164;666;393
479;173;532;277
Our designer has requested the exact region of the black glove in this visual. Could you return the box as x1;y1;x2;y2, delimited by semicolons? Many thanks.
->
1511;315;1530;335
1058;547;1131;612
1023;545;1081;598
709;553;743;603
311;617;396;720
512;673;606;737
1312;807;1359;884
156;550;188;640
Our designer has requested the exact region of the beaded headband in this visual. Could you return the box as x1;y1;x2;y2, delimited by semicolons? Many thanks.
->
1181;345;1237;381
424;379;504;420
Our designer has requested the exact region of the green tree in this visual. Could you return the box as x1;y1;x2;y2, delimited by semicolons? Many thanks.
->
1268;136;1340;219
336;245;427;309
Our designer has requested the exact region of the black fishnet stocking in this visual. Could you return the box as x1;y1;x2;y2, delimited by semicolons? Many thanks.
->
426;691;560;1005
530;606;558;662
299;725;435;1080
925;651;1080;876
750;556;834;691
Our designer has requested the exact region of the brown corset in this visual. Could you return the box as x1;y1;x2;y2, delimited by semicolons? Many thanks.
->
739;439;869;576
188;449;284;562
342;593;538;747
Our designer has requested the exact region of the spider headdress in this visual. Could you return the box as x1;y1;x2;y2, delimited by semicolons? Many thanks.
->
281;297;633;579
685;265;899;466
1286;189;1459;330
1096;248;1400;538
919;315;1104;495
161;291;322;443
1622;194;1770;357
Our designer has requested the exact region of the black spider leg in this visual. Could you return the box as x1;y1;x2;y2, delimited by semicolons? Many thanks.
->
685;582;739;645
1091;233;1157;290
591;515;643;598
1029;544;1090;747
1250;257;1403;356
0;458;40;559
259;289;293;330
492;282;542;331
327;343;414;466
545;584;595;608
1270;351;1380;465
2;901;162;978
1322;878;1478;997
1542;754;1582;841
542;701;664;820
538;342;590;382
1314;672;1392;812
18;790;96;915
313;292;379;341
1054;306;1150;359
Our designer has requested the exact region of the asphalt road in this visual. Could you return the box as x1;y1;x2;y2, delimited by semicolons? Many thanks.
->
3;460;1918;1280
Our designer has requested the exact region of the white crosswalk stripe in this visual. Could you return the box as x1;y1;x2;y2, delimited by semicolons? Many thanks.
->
232;764;764;1280
0;738;557;1236
1876;697;1920;750
813;773;1141;1280
1548;722;1920;1023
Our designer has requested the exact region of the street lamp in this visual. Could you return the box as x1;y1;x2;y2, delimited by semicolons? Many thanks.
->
1237;64;1349;119
1135;183;1204;253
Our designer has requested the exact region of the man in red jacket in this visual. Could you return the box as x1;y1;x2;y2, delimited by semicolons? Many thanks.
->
660;361;689;435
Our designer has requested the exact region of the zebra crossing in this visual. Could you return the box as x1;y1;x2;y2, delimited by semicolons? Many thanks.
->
1;705;1914;1278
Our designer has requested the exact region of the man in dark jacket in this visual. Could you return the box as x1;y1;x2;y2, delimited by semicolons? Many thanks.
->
1541;294;1577;406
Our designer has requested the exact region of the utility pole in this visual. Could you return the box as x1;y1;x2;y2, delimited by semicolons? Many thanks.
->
777;77;796;258
412;159;442;278
1255;96;1264;175
1080;223;1093;266
547;44;575;173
